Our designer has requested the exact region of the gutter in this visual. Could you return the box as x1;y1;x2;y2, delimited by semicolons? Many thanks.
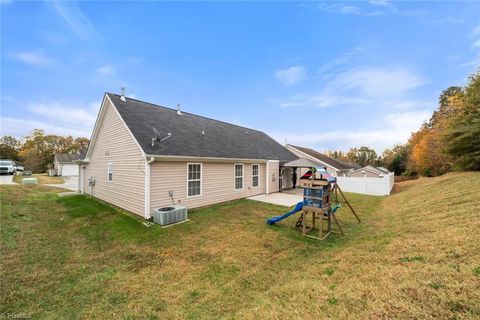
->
144;156;155;219
145;154;270;163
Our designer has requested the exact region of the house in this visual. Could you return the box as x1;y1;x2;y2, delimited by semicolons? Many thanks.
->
347;165;390;178
53;154;81;176
80;92;297;219
285;144;360;177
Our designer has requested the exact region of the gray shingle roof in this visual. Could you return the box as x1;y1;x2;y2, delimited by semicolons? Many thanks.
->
287;145;360;170
107;93;297;161
55;154;81;163
282;158;320;168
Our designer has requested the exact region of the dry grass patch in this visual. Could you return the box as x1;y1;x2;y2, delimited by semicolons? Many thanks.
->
1;172;479;319
13;173;64;185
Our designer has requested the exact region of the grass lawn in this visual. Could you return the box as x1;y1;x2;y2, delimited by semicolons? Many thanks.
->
13;173;64;185
1;172;479;319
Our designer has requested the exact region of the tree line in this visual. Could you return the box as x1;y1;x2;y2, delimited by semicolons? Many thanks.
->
326;70;479;177
0;129;89;173
2;71;478;176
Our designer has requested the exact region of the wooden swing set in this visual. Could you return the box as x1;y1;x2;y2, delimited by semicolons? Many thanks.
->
296;167;361;240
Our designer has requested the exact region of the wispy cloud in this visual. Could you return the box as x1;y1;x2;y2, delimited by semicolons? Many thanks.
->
271;110;430;152
369;0;391;6
0;100;100;138
49;0;99;41
279;66;427;109
275;66;307;85
318;46;365;78
310;1;433;19
1;117;91;137
317;3;384;17
28;101;98;125
96;64;114;75
431;16;464;25
11;51;53;66
461;27;480;68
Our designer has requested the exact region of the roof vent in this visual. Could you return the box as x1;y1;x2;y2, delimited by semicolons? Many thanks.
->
177;103;182;115
201;130;205;136
245;130;248;135
120;87;126;102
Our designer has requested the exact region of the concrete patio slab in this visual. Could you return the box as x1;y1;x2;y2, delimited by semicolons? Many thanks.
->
47;176;78;191
248;192;302;207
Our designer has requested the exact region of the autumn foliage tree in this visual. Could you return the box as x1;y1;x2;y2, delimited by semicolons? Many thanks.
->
401;71;480;176
443;72;480;170
381;144;409;176
347;146;379;167
0;136;22;161
1;129;89;173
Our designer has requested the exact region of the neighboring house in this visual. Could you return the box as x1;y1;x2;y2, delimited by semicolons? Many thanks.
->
54;154;81;176
347;165;390;178
285;144;360;177
80;92;297;219
339;165;395;196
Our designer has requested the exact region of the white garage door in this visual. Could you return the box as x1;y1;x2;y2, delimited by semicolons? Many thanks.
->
61;164;79;176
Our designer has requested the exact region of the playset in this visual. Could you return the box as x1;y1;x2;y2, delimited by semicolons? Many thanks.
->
266;167;360;240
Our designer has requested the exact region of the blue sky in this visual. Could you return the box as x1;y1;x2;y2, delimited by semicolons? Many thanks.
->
1;1;479;152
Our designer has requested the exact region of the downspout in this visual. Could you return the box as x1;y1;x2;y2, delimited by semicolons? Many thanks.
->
77;162;81;193
144;156;155;219
266;161;270;195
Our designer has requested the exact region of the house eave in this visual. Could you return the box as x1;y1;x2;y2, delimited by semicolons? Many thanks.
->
145;154;274;163
286;145;341;171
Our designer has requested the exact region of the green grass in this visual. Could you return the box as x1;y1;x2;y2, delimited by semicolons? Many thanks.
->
1;172;479;319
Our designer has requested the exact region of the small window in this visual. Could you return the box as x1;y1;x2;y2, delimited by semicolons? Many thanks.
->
234;164;244;190
187;163;202;197
252;164;259;187
107;163;113;182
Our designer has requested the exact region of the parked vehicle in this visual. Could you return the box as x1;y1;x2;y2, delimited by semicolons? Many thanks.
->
13;161;24;172
0;160;16;175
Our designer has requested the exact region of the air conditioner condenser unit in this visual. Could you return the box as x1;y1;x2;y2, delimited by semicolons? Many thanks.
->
153;205;188;226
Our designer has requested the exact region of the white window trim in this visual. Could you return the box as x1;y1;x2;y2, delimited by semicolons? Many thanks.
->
107;162;113;182
234;163;244;191
186;163;202;198
252;163;260;188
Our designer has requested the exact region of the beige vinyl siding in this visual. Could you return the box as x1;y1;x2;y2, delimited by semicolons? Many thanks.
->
83;99;145;217
267;161;280;194
150;161;266;211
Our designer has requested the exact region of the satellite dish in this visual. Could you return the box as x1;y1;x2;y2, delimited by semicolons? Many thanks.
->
151;127;171;148
153;127;162;142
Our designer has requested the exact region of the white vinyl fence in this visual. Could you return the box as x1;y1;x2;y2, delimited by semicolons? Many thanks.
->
336;173;394;196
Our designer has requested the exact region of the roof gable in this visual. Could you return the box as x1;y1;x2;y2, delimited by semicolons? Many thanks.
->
350;165;386;175
55;154;81;163
287;145;360;170
85;94;144;159
107;93;296;161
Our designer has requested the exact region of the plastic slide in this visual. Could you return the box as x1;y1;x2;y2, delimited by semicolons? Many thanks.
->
266;202;304;225
331;204;341;213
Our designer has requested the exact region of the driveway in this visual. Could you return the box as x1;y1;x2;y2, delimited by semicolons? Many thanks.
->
0;174;16;185
47;176;78;191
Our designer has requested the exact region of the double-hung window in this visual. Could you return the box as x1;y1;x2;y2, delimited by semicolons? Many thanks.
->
234;164;244;190
107;163;113;182
252;164;259;187
187;163;202;197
